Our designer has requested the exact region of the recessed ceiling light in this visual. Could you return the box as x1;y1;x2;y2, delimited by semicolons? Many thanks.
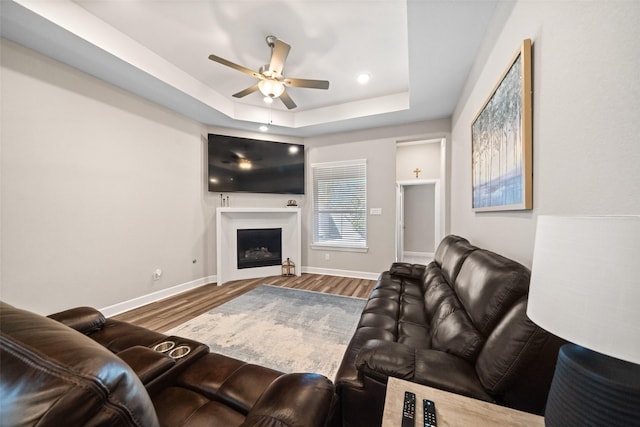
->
357;73;371;84
259;125;269;132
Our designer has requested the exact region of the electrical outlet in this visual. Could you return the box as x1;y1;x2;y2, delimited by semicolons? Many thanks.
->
153;269;162;280
325;253;330;261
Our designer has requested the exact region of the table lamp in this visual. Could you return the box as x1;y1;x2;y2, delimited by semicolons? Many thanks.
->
527;215;640;425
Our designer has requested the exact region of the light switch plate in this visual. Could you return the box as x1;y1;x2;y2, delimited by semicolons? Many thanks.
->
370;208;382;215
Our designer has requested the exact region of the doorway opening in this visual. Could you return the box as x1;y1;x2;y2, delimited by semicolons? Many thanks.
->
395;138;447;264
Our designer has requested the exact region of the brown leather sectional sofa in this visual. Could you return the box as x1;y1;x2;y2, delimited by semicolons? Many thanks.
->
334;235;564;427
0;301;336;426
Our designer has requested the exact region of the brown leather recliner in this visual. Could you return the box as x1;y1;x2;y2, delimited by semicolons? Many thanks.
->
0;301;336;427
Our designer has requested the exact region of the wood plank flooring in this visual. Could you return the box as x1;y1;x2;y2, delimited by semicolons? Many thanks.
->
112;274;377;333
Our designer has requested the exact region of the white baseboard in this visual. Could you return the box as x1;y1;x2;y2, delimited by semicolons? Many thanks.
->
99;275;216;318
301;266;380;281
99;267;379;318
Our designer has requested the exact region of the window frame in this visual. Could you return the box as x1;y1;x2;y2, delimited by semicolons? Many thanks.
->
310;159;368;252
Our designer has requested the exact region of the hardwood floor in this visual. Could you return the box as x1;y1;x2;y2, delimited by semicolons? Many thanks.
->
112;273;377;333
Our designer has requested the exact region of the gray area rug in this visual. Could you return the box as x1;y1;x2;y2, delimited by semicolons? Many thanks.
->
166;285;366;380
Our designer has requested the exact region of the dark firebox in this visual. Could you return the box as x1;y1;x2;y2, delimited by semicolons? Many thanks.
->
236;228;282;269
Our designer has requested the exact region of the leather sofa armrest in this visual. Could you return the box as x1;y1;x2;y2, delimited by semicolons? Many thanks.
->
242;373;335;427
389;262;426;279
117;346;175;385
355;340;417;381
47;306;106;334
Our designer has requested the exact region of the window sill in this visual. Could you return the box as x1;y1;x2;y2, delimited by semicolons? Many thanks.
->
310;243;369;253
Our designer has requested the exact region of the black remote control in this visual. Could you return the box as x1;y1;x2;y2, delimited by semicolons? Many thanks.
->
402;391;416;427
423;399;437;427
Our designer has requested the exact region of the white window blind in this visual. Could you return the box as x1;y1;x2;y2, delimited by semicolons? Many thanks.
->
312;159;367;248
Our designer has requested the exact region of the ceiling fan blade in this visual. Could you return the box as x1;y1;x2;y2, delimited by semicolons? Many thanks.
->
269;39;290;76
279;90;297;110
284;77;329;90
232;83;260;98
208;54;261;79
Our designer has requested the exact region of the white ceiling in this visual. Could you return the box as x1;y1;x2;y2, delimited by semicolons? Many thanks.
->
1;0;497;137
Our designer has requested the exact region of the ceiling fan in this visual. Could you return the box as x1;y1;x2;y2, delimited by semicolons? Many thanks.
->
208;35;329;110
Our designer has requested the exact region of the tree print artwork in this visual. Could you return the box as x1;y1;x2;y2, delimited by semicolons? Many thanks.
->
472;39;532;211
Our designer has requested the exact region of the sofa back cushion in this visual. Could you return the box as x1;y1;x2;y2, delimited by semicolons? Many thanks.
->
453;249;531;336
424;276;484;362
434;235;477;284
475;298;552;394
0;301;159;427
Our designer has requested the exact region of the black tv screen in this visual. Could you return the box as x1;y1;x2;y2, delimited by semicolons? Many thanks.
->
208;134;305;194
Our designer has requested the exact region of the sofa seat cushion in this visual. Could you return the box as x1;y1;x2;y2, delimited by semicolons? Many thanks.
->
399;296;428;325
153;387;246;426
413;350;493;402
154;352;336;427
397;322;431;349
368;288;400;300
362;297;399;319
402;283;424;299
357;312;398;333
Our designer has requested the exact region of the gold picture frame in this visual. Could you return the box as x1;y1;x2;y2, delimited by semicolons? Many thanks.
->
472;39;532;211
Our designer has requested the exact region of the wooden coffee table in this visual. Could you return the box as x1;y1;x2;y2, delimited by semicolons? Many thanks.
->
382;377;544;426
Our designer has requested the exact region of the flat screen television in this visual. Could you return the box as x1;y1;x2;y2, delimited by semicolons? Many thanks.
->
208;134;305;194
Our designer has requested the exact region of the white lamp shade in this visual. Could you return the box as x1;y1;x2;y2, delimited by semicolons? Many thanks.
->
527;215;640;364
258;79;285;98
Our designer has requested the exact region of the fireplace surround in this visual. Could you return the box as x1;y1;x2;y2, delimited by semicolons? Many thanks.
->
216;208;301;284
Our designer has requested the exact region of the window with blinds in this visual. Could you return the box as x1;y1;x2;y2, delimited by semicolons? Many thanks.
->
312;159;367;248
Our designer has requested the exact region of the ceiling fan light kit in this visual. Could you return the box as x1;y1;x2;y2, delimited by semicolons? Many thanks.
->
258;79;285;98
208;35;329;110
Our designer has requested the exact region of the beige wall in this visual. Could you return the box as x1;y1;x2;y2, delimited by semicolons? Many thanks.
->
303;120;450;276
0;38;450;313
396;142;441;182
403;184;436;253
450;1;640;266
1;39;214;314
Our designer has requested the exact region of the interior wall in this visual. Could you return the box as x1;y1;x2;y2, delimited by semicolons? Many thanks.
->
396;142;441;181
450;1;640;266
0;39;302;314
303;120;450;275
0;39;208;314
0;37;448;312
403;184;435;253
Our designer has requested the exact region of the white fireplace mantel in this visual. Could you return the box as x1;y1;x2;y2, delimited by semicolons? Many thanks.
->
216;208;301;285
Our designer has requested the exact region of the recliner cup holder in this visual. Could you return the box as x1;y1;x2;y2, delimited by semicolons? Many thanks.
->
168;345;191;359
153;341;175;353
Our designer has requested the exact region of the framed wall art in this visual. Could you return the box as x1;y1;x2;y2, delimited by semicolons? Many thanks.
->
472;39;532;211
